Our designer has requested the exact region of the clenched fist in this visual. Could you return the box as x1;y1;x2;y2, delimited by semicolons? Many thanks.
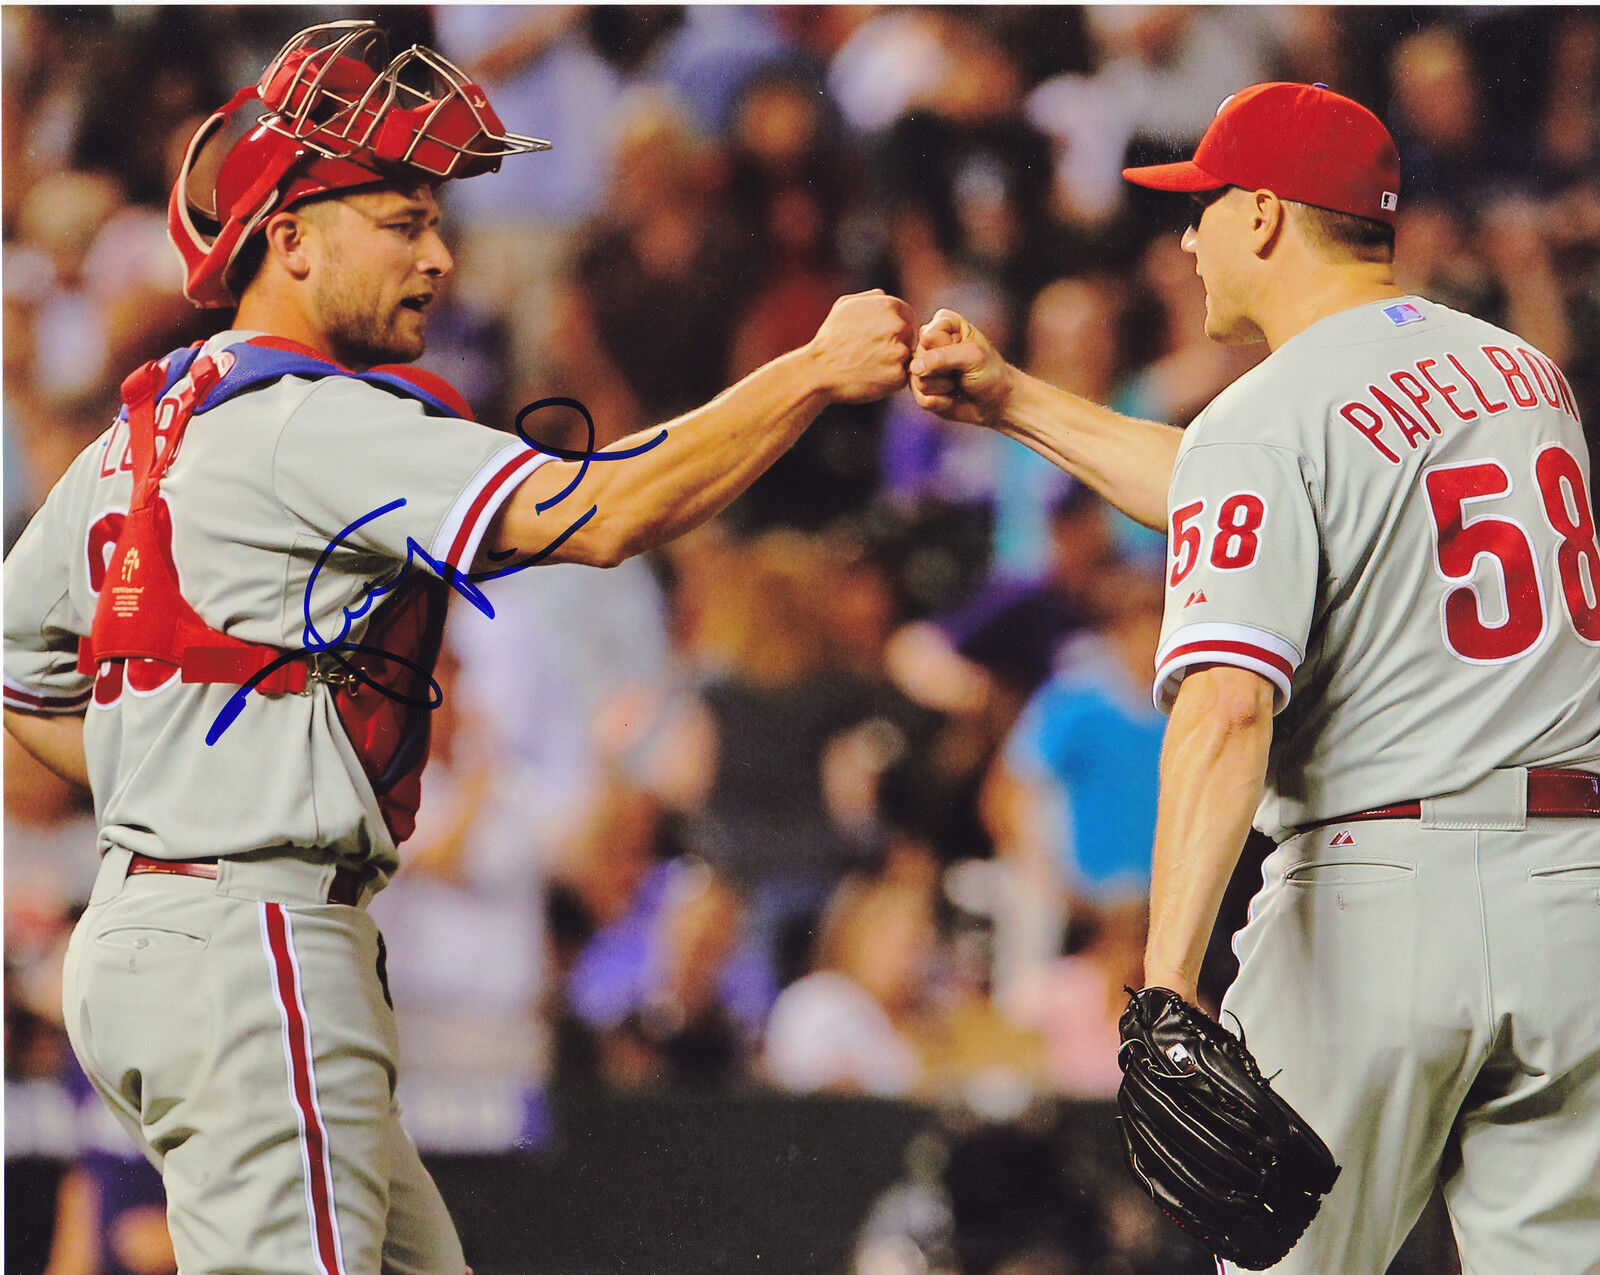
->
806;290;916;404
910;309;1013;428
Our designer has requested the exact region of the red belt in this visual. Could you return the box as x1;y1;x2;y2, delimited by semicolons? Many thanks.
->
125;853;368;906
1313;768;1600;830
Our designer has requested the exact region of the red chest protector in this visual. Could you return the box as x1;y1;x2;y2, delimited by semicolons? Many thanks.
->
79;340;475;843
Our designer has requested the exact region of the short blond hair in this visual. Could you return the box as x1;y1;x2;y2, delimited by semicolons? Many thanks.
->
1287;201;1395;264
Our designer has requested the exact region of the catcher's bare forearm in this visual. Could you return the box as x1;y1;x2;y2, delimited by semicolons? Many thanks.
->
5;708;90;789
1144;665;1274;999
487;291;912;568
492;349;830;567
997;370;1181;532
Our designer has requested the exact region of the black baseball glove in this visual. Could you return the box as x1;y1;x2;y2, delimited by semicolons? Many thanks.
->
1116;987;1340;1270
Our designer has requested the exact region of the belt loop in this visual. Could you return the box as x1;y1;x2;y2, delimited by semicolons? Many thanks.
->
1420;767;1528;831
90;846;135;905
212;852;373;907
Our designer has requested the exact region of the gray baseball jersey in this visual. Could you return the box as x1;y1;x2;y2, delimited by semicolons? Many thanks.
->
1154;295;1600;838
4;329;553;879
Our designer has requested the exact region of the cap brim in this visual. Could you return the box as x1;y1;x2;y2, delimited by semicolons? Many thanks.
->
1121;161;1227;193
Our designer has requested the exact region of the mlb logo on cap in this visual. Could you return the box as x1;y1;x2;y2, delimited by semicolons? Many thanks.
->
1383;302;1425;326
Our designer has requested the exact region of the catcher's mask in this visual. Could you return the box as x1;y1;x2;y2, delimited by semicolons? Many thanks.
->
169;20;550;308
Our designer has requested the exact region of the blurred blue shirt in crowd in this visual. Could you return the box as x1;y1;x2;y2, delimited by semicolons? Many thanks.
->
1003;647;1165;902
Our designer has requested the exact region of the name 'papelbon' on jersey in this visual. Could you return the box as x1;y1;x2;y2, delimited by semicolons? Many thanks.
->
1339;341;1582;465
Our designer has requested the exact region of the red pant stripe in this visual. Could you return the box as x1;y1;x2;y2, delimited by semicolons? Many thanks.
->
261;903;346;1275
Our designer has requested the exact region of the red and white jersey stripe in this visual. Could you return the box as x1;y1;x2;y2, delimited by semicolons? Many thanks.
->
3;675;91;713
1154;622;1300;714
432;441;555;573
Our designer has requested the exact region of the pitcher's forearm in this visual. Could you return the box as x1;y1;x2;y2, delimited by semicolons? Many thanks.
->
999;370;1181;530
1143;668;1274;999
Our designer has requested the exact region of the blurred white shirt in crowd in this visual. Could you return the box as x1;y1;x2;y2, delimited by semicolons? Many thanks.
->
764;971;920;1097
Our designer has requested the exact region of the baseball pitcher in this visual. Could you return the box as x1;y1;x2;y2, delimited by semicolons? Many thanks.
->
912;81;1600;1274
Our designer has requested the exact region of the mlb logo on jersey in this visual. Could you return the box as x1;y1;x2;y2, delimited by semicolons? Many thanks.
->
1383;302;1425;326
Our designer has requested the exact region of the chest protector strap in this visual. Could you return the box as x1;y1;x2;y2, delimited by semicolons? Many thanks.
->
77;340;471;844
77;350;311;692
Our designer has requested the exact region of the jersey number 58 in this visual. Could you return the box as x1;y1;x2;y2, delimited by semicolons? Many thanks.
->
1168;493;1265;587
1423;444;1600;663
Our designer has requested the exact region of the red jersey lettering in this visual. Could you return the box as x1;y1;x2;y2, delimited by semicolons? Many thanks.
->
1535;444;1600;643
1483;346;1538;408
1339;400;1401;463
1417;358;1477;422
1390;369;1441;434
1210;493;1266;570
1370;384;1432;451
1449;352;1508;415
1424;460;1545;663
1170;499;1206;586
1517;347;1563;410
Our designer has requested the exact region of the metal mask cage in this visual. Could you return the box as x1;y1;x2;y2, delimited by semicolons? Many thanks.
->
256;20;551;178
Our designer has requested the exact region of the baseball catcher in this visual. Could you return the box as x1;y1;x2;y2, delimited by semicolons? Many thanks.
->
4;19;916;1272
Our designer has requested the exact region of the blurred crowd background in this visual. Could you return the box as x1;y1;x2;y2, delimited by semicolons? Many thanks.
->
6;5;1598;1274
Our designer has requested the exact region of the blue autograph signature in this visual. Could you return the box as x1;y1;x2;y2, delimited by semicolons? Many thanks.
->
205;397;666;744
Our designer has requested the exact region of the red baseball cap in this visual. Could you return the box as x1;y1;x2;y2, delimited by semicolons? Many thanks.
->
1122;82;1401;225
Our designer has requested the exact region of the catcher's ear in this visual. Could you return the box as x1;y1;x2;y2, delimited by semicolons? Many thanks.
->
260;208;321;283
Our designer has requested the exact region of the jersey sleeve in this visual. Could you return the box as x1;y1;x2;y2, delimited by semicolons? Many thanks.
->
271;378;554;576
3;445;100;714
1155;440;1320;715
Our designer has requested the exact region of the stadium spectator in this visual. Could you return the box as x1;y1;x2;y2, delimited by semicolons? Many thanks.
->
569;90;757;424
763;873;937;1097
978;566;1164;995
367;645;555;1112
567;855;759;1090
1387;25;1520;213
433;6;623;392
675;532;909;993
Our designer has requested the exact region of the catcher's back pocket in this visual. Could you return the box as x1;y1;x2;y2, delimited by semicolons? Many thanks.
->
1284;860;1416;886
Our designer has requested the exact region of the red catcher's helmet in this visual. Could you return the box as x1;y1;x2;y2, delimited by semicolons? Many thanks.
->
169;20;550;308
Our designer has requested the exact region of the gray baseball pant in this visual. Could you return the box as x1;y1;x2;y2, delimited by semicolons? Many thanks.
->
1220;780;1600;1274
62;847;466;1275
